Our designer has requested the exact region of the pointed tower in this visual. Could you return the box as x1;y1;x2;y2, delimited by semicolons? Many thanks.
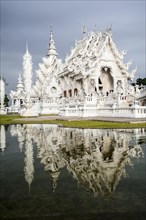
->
32;27;62;115
23;43;33;103
20;45;38;116
47;27;58;57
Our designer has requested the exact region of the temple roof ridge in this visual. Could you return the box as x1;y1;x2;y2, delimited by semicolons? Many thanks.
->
61;27;133;79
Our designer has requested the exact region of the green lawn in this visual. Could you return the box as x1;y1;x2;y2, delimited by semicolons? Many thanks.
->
0;115;146;129
0;115;22;124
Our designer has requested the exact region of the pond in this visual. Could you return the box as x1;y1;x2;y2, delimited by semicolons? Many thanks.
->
0;124;146;220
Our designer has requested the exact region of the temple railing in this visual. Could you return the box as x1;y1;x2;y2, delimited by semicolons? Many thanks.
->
96;106;146;118
61;105;146;118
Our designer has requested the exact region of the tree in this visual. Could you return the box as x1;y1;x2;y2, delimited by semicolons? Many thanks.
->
136;78;146;86
131;82;136;86
4;94;9;107
141;78;146;85
136;78;143;86
131;77;146;87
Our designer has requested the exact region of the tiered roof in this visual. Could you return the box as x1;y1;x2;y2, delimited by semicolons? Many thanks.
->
33;30;62;97
59;28;136;80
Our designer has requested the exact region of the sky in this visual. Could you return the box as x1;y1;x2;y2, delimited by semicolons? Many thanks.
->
1;0;145;95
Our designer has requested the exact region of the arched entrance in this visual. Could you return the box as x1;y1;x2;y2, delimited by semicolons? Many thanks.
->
98;67;113;95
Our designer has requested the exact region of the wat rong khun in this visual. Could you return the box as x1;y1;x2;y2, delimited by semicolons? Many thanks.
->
0;27;146;122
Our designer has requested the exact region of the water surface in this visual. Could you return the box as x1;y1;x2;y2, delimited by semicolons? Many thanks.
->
0;124;146;220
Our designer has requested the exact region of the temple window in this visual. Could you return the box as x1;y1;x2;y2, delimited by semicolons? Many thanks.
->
68;89;72;97
64;90;67;97
74;88;78;96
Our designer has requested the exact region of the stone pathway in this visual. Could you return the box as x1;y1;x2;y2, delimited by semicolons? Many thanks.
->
16;115;146;123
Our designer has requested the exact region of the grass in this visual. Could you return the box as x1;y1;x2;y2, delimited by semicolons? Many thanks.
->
0;115;146;129
0;115;22;124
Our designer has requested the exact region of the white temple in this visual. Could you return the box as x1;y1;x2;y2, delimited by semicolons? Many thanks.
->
9;27;146;118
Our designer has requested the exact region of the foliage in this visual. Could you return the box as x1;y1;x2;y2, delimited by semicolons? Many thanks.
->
131;77;146;86
4;94;9;107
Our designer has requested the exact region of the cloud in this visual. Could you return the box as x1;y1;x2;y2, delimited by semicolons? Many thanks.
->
1;0;145;95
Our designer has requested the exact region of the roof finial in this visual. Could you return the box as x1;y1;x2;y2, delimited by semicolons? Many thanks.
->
26;41;28;53
93;25;97;33
17;73;23;89
18;73;22;83
50;24;53;38
47;25;57;56
106;25;112;36
50;24;53;32
25;41;31;56
82;25;87;37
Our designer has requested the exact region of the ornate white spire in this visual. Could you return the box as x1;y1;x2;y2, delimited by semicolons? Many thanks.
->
23;43;33;102
47;26;58;56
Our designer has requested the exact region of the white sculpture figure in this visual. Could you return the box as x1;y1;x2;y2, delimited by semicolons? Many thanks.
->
0;125;6;153
0;78;6;115
116;80;123;96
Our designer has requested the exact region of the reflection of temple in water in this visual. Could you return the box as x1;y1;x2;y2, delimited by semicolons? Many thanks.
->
9;124;145;196
10;124;34;192
24;127;34;193
0;125;6;153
